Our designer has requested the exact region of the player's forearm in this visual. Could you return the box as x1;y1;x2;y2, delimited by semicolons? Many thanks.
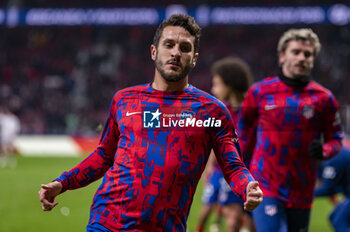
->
215;142;255;202
322;94;342;160
55;147;114;192
225;166;255;202
323;139;342;160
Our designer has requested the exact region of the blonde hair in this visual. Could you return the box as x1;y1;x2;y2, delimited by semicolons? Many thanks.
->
277;28;321;56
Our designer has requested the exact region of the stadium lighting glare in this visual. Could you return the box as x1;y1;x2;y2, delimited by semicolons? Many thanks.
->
0;9;4;25
328;4;350;25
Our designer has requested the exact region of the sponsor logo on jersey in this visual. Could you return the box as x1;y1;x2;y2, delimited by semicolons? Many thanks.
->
126;111;141;116
143;109;161;128
142;109;221;128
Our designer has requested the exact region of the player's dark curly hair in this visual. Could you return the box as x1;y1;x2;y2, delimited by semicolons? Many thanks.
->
211;57;253;103
152;14;201;54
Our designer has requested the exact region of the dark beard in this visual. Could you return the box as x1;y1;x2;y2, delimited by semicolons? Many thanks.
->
155;58;193;82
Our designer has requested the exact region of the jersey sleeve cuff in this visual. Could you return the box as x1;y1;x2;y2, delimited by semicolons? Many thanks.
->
53;178;68;193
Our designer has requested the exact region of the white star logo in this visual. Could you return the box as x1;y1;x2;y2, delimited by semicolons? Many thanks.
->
150;109;161;121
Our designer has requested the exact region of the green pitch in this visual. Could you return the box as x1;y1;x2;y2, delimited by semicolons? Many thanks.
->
0;156;334;232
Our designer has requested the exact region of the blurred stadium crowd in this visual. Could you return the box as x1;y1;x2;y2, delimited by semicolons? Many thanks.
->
1;2;350;135
2;0;350;7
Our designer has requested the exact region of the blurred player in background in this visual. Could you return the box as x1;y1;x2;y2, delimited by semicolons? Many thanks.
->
314;147;350;231
196;57;255;232
239;28;343;232
0;106;20;168
38;14;263;232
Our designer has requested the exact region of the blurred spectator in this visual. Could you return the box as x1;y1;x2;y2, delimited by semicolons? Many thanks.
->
0;106;20;168
4;0;350;8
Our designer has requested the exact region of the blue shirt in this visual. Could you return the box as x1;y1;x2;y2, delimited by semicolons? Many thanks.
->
315;148;350;197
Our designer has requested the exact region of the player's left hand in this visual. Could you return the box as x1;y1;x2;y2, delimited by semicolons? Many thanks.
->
244;181;263;211
309;140;324;160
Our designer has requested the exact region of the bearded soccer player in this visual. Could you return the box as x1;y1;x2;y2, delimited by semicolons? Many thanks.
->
38;14;263;232
239;28;342;232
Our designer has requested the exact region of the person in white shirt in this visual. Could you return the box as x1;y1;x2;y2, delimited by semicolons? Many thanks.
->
0;107;20;168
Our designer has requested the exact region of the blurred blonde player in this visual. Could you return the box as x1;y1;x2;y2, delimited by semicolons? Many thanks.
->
0;107;20;168
196;57;256;232
239;28;342;232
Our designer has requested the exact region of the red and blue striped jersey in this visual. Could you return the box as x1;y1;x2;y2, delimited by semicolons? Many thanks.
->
239;77;342;209
56;83;254;231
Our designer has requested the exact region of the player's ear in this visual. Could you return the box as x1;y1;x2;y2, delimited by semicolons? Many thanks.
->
278;51;285;65
191;53;199;67
151;44;157;61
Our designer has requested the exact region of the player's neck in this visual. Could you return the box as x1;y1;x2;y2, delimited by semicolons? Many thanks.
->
152;72;189;91
278;67;310;87
228;93;242;108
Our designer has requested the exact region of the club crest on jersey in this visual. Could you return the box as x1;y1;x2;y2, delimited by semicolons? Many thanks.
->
265;205;278;216
323;166;336;179
302;105;315;119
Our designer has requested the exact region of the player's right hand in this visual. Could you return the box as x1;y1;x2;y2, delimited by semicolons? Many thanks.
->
38;181;63;211
244;181;263;211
